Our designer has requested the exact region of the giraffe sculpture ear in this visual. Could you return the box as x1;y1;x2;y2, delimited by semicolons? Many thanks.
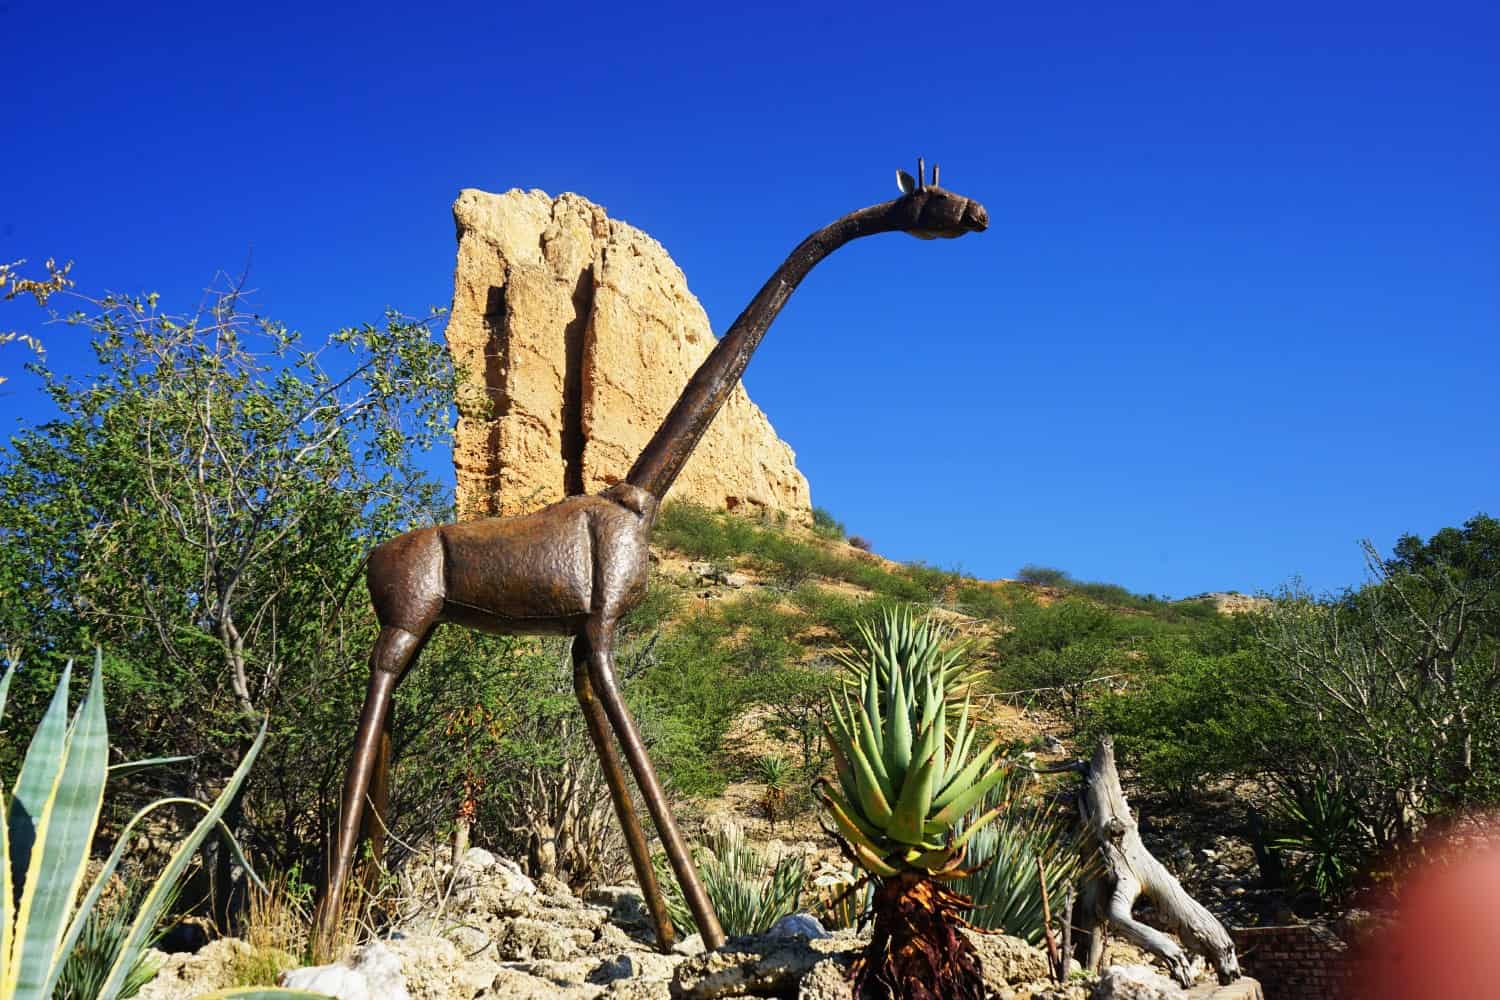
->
897;169;917;195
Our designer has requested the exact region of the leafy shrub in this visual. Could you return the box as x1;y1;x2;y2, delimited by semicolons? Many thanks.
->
848;535;872;552
1017;565;1072;588
811;506;846;540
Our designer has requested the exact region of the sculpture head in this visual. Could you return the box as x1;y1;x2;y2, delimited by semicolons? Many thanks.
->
894;157;989;239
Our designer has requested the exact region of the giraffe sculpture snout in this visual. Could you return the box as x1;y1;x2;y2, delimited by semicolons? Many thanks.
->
964;201;989;232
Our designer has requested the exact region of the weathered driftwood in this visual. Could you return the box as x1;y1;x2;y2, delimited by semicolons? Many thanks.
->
1075;737;1241;986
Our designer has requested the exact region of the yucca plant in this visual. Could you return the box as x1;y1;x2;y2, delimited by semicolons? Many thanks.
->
656;823;805;938
817;610;1012;1000
1270;773;1369;903
758;754;791;830
952;769;1090;945
0;654;265;1000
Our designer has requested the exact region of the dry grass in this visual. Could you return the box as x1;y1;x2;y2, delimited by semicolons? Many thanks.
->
226;874;308;986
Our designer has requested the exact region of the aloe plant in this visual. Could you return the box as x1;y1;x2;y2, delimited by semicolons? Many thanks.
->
817;610;1011;1000
0;653;266;1000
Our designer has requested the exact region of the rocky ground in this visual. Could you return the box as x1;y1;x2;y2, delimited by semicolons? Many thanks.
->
137;846;1260;1000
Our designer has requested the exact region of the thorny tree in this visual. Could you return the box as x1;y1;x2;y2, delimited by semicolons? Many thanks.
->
1254;515;1500;853
0;268;455;874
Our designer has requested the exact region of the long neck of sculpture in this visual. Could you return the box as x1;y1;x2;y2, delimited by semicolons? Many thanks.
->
626;201;907;500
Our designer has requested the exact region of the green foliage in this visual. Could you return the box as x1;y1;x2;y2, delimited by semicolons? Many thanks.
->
657;825;804;937
1083;631;1287;796
0;654;266;1000
1269;774;1370;903
953;771;1090;945
810;506;846;541
653;502;949;605
1015;565;1070;588
757;754;791;790
0;277;456;873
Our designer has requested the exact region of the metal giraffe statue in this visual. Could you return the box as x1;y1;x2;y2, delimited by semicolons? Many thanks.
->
313;160;988;953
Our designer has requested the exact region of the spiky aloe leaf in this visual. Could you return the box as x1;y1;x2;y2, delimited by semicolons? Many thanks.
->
885;666;911;789
933;736;1003;813
887;751;939;846
844;694;891;799
930;758;1011;829
9;658;108;999
862;651;884;757
845;732;895;827
846;836;900;879
944;697;974;788
96;719;268;998
819;787;889;857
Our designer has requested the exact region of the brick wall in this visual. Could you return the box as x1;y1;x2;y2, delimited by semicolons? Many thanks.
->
1231;925;1351;999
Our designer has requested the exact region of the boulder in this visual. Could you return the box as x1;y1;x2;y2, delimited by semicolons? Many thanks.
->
1092;963;1187;1000
136;939;257;1000
447;188;811;521
962;928;1053;986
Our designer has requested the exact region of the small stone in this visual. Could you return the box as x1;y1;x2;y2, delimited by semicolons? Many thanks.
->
768;913;829;940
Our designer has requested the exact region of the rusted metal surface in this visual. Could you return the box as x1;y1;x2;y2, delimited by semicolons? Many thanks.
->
314;163;988;955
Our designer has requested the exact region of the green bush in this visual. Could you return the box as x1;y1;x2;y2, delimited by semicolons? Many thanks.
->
811;506;846;541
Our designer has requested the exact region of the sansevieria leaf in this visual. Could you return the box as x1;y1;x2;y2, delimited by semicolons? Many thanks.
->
10;657;108;999
96;718;269;998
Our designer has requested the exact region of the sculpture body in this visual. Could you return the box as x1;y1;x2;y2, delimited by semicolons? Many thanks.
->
314;162;988;954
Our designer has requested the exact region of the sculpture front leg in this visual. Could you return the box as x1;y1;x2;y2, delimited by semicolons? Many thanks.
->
584;620;726;949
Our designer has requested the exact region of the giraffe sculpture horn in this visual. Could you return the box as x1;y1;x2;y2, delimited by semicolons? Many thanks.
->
917;156;926;190
933;163;940;187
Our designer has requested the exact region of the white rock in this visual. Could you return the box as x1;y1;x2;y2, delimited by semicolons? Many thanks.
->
1091;963;1184;999
496;856;538;895
461;846;498;870
768;914;829;940
280;940;410;1000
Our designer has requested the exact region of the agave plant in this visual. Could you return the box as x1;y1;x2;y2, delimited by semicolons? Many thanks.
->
0;654;265;1000
951;769;1090;946
656;823;804;938
817;610;1012;1000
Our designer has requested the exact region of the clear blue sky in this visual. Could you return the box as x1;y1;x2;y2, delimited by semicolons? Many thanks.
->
3;0;1496;598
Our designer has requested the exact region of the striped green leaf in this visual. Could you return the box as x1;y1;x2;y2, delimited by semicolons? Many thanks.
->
10;658;108;999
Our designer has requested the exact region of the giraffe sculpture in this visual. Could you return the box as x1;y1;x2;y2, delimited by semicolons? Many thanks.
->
313;160;988;953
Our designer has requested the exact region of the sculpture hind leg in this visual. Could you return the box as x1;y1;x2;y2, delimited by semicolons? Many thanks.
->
360;715;393;896
314;625;424;954
572;638;677;951
583;618;725;949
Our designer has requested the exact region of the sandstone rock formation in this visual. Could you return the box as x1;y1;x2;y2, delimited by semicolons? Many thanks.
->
448;188;811;521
